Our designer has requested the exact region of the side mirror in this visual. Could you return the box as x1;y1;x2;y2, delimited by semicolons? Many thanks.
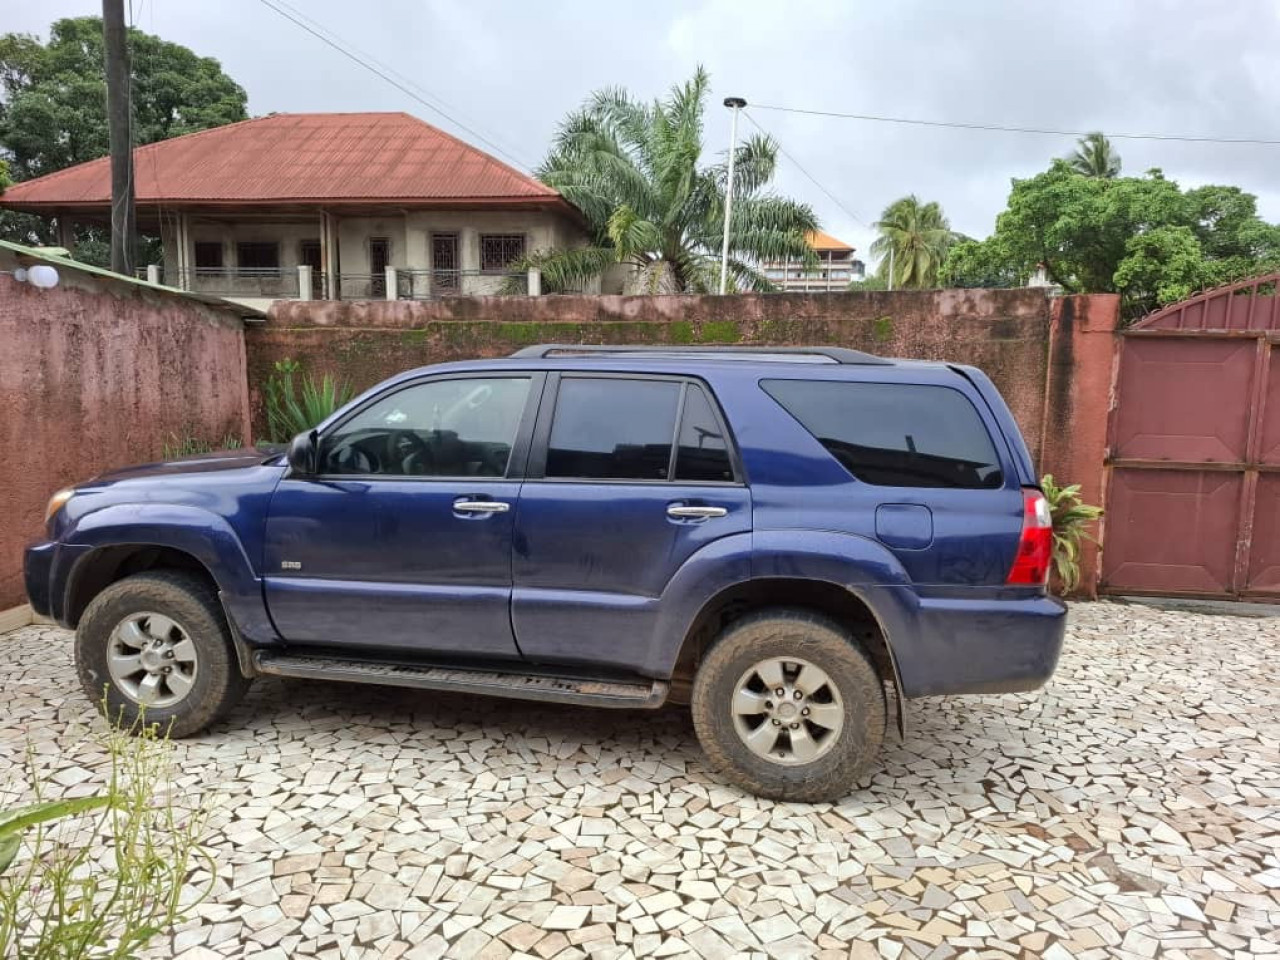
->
286;430;319;476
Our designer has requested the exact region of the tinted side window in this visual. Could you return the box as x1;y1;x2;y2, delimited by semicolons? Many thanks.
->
762;379;1003;489
675;386;734;482
321;377;530;477
547;378;680;480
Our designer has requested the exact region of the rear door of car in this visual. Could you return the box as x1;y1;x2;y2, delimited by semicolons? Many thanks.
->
511;373;750;671
758;375;1025;588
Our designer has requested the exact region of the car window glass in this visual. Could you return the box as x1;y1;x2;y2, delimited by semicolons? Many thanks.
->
546;378;680;481
675;386;734;482
321;377;530;477
762;379;1003;489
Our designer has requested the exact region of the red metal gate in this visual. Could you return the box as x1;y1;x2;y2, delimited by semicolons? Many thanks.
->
1101;275;1280;599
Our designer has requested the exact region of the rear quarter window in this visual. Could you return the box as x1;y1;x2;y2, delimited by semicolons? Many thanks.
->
761;379;1004;489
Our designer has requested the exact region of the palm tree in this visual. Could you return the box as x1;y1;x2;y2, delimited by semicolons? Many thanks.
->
1068;132;1121;178
516;68;818;293
870;196;957;289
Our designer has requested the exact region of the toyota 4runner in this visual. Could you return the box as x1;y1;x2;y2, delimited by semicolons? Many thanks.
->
25;345;1066;801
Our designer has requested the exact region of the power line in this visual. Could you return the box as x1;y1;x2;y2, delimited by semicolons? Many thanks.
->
265;0;534;168
742;109;870;228
751;103;1280;146
255;0;535;171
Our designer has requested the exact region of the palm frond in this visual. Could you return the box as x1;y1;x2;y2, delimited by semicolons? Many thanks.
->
506;245;618;293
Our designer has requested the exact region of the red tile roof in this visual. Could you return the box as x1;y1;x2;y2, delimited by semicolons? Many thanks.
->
0;112;564;210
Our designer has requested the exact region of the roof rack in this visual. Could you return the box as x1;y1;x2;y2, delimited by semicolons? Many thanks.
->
509;344;890;365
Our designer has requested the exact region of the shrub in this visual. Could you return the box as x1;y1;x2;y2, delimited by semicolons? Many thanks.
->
263;357;354;442
1041;474;1104;593
0;720;214;959
161;431;243;460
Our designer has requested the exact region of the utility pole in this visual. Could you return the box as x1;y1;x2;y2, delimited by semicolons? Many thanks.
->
103;0;136;275
719;97;746;295
887;245;895;292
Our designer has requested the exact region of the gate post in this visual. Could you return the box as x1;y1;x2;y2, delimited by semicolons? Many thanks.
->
1040;294;1121;597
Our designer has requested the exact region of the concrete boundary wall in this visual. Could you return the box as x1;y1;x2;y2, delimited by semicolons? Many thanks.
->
0;263;251;610
249;289;1120;592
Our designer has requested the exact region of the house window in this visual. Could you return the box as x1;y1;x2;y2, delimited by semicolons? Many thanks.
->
299;240;322;271
194;242;223;271
237;242;280;273
480;234;525;273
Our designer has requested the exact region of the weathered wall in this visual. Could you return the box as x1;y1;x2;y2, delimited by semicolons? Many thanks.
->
248;288;1122;595
0;268;250;610
250;287;1060;455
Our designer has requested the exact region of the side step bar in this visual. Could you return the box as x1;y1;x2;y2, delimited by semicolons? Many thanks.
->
254;652;669;710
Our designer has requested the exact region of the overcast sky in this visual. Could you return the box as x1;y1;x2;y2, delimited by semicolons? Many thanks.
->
11;1;1280;261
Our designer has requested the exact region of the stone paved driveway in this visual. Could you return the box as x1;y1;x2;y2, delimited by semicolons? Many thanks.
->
2;601;1279;960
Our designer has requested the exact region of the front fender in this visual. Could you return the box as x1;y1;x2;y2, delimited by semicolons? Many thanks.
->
64;503;275;642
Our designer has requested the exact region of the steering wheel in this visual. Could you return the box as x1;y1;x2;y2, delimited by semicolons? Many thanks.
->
325;437;378;474
390;430;434;475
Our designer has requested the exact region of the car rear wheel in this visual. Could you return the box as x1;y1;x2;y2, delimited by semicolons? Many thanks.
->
691;610;886;802
76;570;252;737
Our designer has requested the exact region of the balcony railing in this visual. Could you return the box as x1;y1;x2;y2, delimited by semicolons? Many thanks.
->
178;268;301;299
396;269;528;299
135;264;535;300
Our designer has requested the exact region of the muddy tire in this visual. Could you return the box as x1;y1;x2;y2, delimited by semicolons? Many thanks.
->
691;609;885;802
76;570;251;737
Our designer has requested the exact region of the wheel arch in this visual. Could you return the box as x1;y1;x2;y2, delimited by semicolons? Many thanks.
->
669;577;906;735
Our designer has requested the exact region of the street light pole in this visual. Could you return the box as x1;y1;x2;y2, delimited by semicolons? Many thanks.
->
719;97;746;295
887;245;895;292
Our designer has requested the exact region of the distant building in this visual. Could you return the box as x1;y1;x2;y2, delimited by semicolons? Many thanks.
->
761;230;864;292
0;112;589;308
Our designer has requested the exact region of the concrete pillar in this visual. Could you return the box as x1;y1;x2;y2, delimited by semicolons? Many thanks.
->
57;214;76;252
145;264;161;285
527;267;541;297
385;266;397;301
176;213;191;290
298;264;313;301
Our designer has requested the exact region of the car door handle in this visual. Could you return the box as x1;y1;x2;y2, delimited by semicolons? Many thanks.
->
453;499;511;514
667;504;728;520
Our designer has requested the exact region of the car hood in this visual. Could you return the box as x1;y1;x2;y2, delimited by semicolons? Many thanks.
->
89;447;283;484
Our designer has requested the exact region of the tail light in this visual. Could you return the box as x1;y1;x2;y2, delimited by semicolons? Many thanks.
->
1007;487;1052;586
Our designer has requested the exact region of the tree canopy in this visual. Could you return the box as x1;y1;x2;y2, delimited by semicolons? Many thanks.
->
0;16;247;251
869;195;958;289
0;16;247;180
942;160;1280;318
520;67;818;293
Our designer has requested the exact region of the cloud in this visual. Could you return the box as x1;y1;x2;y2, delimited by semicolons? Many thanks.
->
11;0;1280;261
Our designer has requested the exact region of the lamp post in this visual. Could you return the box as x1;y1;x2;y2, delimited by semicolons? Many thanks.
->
719;97;747;295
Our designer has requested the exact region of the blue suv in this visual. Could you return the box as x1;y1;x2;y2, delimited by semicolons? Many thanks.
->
25;345;1065;801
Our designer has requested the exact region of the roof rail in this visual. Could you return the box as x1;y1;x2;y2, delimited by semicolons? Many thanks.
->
509;344;890;365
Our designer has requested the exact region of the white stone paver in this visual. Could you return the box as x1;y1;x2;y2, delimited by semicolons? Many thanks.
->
2;601;1279;958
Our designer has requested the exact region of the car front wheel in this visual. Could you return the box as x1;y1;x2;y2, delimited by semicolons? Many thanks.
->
76;570;252;737
691;610;886;802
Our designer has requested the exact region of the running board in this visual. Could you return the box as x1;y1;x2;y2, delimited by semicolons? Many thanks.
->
253;652;669;709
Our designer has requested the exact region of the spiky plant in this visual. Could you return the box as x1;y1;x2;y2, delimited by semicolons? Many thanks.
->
1041;474;1104;593
263;358;354;442
514;67;818;293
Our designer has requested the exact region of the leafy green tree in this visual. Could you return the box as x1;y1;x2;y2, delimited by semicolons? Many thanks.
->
0;16;247;252
941;159;1280;318
519;67;818;293
1067;131;1121;178
870;195;958;289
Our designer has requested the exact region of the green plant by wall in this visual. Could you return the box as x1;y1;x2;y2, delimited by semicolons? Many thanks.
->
161;430;243;460
1041;474;1103;593
263;357;354;442
0;720;214;959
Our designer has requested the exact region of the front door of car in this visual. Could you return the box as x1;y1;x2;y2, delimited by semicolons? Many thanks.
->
511;375;751;672
263;373;541;658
